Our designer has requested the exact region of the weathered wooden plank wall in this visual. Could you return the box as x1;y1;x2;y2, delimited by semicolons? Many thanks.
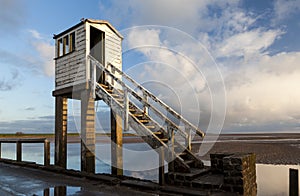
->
55;25;86;90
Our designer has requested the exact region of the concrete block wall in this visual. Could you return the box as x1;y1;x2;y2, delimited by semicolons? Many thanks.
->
210;153;257;196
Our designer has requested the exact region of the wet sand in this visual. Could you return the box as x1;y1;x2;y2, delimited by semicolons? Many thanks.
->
193;133;300;165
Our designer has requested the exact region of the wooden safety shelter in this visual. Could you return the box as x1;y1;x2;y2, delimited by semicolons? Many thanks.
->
52;19;123;174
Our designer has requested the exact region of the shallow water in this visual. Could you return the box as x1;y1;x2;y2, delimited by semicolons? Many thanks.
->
0;142;161;181
1;142;299;195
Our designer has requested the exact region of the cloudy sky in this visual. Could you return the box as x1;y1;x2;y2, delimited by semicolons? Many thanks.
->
0;0;299;134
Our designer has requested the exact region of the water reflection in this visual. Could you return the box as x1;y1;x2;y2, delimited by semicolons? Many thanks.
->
34;186;80;196
2;143;300;195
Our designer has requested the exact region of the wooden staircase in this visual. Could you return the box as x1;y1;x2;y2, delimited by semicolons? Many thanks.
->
88;55;205;176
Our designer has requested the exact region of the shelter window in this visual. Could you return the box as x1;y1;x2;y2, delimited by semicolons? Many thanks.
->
57;31;76;57
70;32;75;52
63;36;69;54
58;39;63;57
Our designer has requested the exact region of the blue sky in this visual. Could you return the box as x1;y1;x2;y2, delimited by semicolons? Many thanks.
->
0;0;300;134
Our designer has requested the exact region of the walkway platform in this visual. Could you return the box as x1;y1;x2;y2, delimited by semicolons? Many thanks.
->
0;160;233;196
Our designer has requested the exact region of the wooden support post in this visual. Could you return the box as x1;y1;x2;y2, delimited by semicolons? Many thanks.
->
159;147;165;186
81;89;95;173
55;96;68;168
43;188;49;196
44;140;50;166
16;141;22;162
289;168;299;196
54;186;66;196
111;109;123;176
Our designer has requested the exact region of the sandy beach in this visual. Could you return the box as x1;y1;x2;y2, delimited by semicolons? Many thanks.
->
193;133;300;165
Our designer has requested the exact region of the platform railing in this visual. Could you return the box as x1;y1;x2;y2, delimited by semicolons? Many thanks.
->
0;138;50;166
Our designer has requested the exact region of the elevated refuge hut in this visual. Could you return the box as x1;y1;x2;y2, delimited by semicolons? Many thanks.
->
51;20;257;195
52;18;216;187
53;18;122;92
53;19;123;173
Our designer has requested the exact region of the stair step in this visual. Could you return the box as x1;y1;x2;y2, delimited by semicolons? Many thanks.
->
191;174;223;190
177;152;187;157
160;138;168;143
139;119;150;123
111;94;120;98
145;125;155;129
133;113;144;117
117;89;124;94
99;84;109;88
115;98;124;102
184;160;194;166
167;167;211;182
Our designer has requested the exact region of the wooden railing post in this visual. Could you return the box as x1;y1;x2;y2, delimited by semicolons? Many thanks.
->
168;126;175;172
16;141;22;162
111;65;115;86
44;139;50;166
185;127;191;151
91;59;96;99
143;93;148;114
124;88;129;132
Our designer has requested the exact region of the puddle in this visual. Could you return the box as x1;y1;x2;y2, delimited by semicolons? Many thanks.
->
33;186;82;196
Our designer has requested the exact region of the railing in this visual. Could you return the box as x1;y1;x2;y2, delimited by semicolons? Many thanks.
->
0;138;50;166
88;55;204;149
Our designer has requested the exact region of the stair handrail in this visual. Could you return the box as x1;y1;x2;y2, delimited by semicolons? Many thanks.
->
88;55;205;138
89;57;187;139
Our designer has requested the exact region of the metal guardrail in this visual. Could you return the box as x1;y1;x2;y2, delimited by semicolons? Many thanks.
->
88;55;204;149
0;138;50;166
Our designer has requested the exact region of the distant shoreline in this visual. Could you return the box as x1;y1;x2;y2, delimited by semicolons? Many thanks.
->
1;133;299;164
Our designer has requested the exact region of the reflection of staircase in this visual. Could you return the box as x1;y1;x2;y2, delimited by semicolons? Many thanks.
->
88;55;206;176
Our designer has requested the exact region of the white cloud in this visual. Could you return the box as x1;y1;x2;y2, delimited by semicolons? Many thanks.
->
102;1;300;132
216;29;283;57
100;0;241;34
28;30;55;77
28;29;43;40
226;66;300;124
